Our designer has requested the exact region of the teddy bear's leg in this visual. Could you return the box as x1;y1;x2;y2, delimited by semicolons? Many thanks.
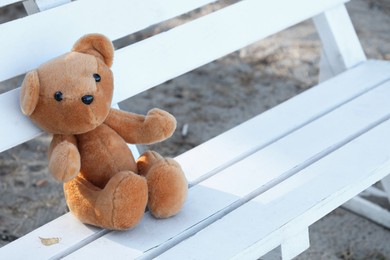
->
137;151;188;218
64;171;148;230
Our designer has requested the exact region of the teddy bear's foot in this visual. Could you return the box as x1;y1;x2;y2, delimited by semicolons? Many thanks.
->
64;171;148;230
137;151;188;218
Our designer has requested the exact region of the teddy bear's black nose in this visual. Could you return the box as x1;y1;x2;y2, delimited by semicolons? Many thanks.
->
81;95;94;105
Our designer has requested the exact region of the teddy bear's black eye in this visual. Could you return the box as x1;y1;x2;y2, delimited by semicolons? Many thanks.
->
93;73;101;82
54;91;63;102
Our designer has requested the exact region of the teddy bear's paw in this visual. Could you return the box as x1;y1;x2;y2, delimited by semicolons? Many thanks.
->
49;141;80;182
146;158;188;219
97;171;148;230
136;150;164;177
145;108;177;139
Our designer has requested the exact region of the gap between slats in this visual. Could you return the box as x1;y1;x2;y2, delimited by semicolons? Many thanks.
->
0;0;23;8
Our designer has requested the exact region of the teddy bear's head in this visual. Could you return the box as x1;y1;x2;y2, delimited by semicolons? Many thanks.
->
20;34;115;135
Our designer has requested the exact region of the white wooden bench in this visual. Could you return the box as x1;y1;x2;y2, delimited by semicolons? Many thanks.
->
1;0;390;259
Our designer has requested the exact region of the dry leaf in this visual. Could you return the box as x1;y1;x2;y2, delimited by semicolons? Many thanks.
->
39;237;61;246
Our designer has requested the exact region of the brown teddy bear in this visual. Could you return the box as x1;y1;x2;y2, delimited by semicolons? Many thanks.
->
19;34;188;230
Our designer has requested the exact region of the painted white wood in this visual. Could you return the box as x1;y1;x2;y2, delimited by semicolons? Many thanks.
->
314;2;390;232
313;4;366;77
0;88;43;153
343;184;390;226
318;50;334;82
2;0;390;258
0;213;103;259
158;119;390;259
0;0;347;83
280;228;310;260
62;185;239;259
23;0;71;14
187;80;390;199
175;61;390;184
111;0;348;103
22;0;40;14
65;77;390;258
1;61;389;168
0;0;222;153
0;0;368;154
343;196;390;229
0;0;217;82
7;60;383;256
314;2;366;82
34;0;70;11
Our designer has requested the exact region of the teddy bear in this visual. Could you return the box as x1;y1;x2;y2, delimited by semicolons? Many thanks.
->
19;33;188;230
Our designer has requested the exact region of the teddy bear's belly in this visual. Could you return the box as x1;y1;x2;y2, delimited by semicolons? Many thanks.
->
76;124;137;188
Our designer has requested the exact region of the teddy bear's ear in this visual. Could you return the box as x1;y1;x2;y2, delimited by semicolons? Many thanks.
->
72;34;114;68
20;70;40;116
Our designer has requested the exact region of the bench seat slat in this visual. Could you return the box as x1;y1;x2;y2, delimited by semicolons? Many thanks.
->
0;213;101;259
159;118;390;259
175;60;390;184
1;0;389;258
0;0;216;82
1;61;389;258
63;66;390;258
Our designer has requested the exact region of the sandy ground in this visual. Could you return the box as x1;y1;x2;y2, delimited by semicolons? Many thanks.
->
1;0;390;258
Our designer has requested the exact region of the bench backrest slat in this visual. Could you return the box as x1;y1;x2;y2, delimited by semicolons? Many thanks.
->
0;0;216;82
313;5;366;78
112;0;350;102
0;0;353;154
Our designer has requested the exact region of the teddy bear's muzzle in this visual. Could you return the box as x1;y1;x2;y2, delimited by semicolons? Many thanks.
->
81;95;94;105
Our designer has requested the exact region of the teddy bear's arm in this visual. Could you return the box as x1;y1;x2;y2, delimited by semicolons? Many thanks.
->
105;108;176;144
48;134;81;182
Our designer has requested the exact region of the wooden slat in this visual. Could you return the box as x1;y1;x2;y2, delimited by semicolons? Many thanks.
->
280;228;310;260
0;213;103;259
0;1;385;258
0;2;382;154
0;88;42;152
1;60;388;162
313;4;366;78
343;196;390;229
168;61;390;184
63;75;390;258
23;0;71;15
33;0;70;11
0;0;357;153
112;0;348;103
0;0;347;83
0;0;216;82
0;0;216;153
158;113;390;260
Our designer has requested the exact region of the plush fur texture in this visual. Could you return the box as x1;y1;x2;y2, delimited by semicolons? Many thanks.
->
20;34;188;230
